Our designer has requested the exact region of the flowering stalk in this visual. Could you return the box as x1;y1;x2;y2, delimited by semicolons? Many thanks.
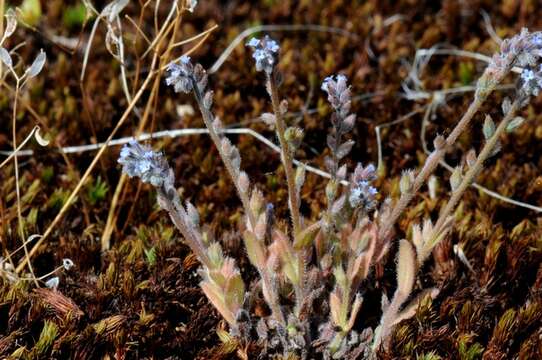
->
118;141;212;268
377;98;481;241
166;55;289;327
119;141;246;329
166;56;257;229
194;85;256;227
246;36;307;320
266;72;302;236
246;36;302;236
430;97;522;241
378;29;542;243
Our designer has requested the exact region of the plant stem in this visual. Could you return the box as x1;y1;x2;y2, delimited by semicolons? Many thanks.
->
372;288;408;350
378;95;485;241
431;97;521;240
12;80;38;286
266;72;302;237
191;81;257;229
192;80;286;326
160;191;212;268
261;270;286;326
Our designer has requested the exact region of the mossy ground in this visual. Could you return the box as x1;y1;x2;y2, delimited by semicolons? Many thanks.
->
0;0;541;359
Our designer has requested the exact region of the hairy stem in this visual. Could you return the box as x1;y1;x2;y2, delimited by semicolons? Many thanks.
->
191;80;257;229
266;72;302;236
159;190;212;268
378;95;485;241
431;97;521;240
191;79;287;326
372;289;408;350
261;270;286;326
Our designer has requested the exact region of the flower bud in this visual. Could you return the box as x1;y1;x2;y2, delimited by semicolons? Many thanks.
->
433;135;446;150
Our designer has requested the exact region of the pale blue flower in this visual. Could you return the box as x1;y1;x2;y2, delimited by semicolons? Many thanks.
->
166;56;194;93
246;35;280;74
321;74;351;117
118;140;173;188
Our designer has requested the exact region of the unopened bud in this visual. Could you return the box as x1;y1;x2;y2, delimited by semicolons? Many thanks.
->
203;91;214;109
466;149;476;168
212;117;224;132
279;99;288;115
450;166;462;191
506;116;525;132
261;112;276;127
186;201;200;227
336;164;347;180
238;171;250;195
249;189;265;215
433;135;446;150
399;170;413;194
284;127;304;151
221;137;232;155
483;115;495;140
326;180;338;202
295;165;306;192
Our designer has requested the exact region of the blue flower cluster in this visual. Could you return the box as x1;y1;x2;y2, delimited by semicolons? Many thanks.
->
246;36;280;74
348;163;378;212
165;55;194;93
118;140;172;188
321;74;351;119
519;65;542;97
